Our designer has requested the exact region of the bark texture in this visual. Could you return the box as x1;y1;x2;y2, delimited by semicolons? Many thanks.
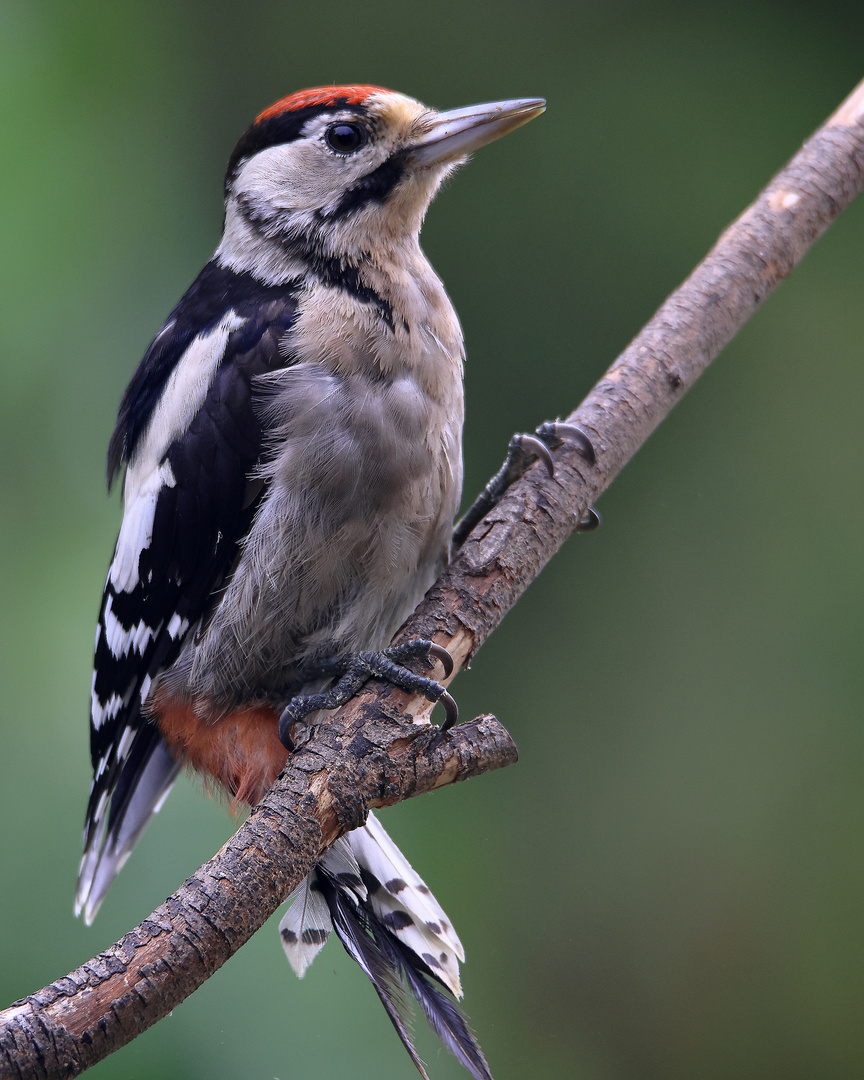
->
3;77;864;1080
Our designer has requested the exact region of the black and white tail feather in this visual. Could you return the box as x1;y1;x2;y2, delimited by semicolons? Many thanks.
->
280;812;492;1080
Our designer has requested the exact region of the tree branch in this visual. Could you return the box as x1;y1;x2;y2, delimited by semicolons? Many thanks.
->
3;78;864;1080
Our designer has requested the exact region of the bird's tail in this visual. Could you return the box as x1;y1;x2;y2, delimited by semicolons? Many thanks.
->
279;811;492;1080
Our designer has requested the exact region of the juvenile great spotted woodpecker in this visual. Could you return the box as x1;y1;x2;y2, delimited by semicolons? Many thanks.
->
77;85;547;1078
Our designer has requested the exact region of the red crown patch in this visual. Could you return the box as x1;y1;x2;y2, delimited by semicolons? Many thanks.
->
256;85;390;124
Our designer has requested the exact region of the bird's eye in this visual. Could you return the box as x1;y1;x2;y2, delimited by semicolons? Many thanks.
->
324;122;367;154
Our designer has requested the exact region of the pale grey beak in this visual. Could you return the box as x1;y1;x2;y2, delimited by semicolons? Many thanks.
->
412;97;546;166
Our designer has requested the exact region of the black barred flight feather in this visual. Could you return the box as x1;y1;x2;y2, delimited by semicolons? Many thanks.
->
77;262;299;922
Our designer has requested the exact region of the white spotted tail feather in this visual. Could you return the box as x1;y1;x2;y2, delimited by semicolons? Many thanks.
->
280;813;490;1080
280;813;464;995
352;811;465;996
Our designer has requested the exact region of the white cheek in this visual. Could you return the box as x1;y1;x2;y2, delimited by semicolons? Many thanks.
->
235;143;378;212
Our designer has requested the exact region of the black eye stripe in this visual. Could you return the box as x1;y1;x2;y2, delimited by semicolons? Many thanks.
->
326;151;407;220
325;122;367;154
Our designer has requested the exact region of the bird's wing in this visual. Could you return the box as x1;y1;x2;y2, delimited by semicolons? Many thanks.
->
78;260;299;922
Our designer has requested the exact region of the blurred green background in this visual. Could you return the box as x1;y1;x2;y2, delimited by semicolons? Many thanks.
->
3;2;864;1078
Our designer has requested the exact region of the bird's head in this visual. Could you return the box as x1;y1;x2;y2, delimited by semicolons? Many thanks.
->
218;85;545;281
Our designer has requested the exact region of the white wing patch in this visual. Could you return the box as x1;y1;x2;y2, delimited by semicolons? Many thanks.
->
110;310;246;595
167;612;190;639
132;310;247;475
115;723;136;761
109;459;176;593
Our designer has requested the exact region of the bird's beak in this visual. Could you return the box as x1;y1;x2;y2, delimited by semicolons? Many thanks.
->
411;97;546;166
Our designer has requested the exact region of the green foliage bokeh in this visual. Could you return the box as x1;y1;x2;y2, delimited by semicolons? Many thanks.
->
2;2;864;1078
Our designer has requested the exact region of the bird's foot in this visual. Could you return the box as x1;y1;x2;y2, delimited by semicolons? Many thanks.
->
453;420;599;550
278;639;457;749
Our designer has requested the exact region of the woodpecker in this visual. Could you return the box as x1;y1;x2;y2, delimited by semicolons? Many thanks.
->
77;85;546;1079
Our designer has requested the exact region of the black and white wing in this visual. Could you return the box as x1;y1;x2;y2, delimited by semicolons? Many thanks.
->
77;260;299;922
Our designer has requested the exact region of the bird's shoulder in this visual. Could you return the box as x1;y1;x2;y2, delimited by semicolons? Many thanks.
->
107;259;300;484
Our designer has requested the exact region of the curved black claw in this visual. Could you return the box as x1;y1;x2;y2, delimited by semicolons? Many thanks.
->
425;641;455;679
511;433;555;476
374;641;458;729
576;507;601;532
438;690;459;731
535;420;596;465
277;708;297;751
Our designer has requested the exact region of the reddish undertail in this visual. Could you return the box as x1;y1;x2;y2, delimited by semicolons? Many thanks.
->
154;695;285;807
